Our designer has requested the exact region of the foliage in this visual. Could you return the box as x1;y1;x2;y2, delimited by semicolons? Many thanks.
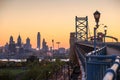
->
0;68;25;80
22;59;65;80
27;55;39;63
0;58;66;80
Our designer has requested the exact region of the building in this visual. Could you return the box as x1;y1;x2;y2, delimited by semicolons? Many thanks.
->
17;35;22;47
0;46;4;53
4;43;9;53
8;36;16;53
42;38;48;52
24;37;31;50
16;35;24;54
37;32;41;50
58;47;66;54
9;36;14;44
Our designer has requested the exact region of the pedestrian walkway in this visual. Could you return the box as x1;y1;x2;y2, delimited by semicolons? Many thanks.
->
107;47;120;55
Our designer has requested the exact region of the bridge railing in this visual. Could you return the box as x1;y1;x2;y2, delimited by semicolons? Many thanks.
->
87;46;106;56
74;45;86;80
103;56;120;80
74;43;120;80
86;55;116;80
75;46;86;70
106;42;120;51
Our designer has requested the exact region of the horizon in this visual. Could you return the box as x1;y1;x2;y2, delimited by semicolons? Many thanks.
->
0;0;120;49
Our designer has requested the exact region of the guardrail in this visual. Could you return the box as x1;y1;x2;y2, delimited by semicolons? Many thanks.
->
103;56;120;80
86;55;116;80
106;43;120;51
74;45;86;80
87;46;106;56
75;46;86;70
74;43;120;80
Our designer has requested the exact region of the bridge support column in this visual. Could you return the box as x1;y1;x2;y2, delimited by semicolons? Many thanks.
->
75;16;88;41
94;27;97;54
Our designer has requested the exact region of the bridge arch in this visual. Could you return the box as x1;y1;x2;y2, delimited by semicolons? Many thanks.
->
105;36;118;42
88;35;118;42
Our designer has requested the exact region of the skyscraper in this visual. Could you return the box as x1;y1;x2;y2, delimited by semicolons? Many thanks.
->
37;32;41;50
9;36;16;53
42;38;48;52
17;35;22;47
24;37;31;50
9;36;14;44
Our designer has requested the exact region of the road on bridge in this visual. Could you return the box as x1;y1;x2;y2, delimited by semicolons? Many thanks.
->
107;47;120;56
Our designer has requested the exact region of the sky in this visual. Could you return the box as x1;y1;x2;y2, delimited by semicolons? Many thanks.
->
0;0;120;49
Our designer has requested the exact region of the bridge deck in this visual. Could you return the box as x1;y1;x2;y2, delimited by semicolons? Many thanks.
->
107;47;120;56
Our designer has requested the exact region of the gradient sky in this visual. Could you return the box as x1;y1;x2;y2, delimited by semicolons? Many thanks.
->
0;0;120;49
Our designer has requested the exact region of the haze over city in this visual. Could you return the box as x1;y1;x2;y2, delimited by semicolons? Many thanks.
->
0;0;120;49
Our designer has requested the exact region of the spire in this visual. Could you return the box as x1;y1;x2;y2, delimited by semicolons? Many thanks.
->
17;35;22;47
9;35;14;44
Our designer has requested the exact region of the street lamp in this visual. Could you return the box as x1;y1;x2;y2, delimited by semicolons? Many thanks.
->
94;11;101;28
93;11;101;54
104;25;107;45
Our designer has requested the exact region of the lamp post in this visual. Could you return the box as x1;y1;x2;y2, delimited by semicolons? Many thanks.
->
104;25;107;45
93;11;101;54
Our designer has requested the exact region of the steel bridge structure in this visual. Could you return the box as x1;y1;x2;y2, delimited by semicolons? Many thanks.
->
69;16;120;80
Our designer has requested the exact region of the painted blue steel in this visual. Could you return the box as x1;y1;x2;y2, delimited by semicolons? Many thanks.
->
94;27;97;55
74;43;120;80
86;55;116;60
103;58;120;80
86;55;115;80
85;46;117;80
87;46;106;56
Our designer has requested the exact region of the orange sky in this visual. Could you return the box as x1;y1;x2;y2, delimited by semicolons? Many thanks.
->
0;0;120;49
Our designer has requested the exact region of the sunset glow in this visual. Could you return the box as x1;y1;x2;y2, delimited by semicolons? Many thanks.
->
0;0;120;49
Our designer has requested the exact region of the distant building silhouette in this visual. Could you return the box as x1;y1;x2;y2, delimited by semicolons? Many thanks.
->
6;35;32;54
42;38;48;52
5;43;9;52
37;32;41;50
8;36;16;53
58;47;66;54
17;35;22;47
9;36;14;44
16;35;24;54
24;37;31;50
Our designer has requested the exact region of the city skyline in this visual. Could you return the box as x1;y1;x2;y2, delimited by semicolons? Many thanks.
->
0;0;120;49
3;33;60;50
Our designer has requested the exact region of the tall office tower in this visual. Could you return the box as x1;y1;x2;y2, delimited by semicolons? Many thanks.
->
5;43;9;52
24;37;31;50
26;37;30;45
17;35;22;47
9;36;14;44
42;38;48;52
37;32;41;50
9;36;16;53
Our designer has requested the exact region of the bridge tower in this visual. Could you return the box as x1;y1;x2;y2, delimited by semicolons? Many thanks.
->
75;16;88;41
